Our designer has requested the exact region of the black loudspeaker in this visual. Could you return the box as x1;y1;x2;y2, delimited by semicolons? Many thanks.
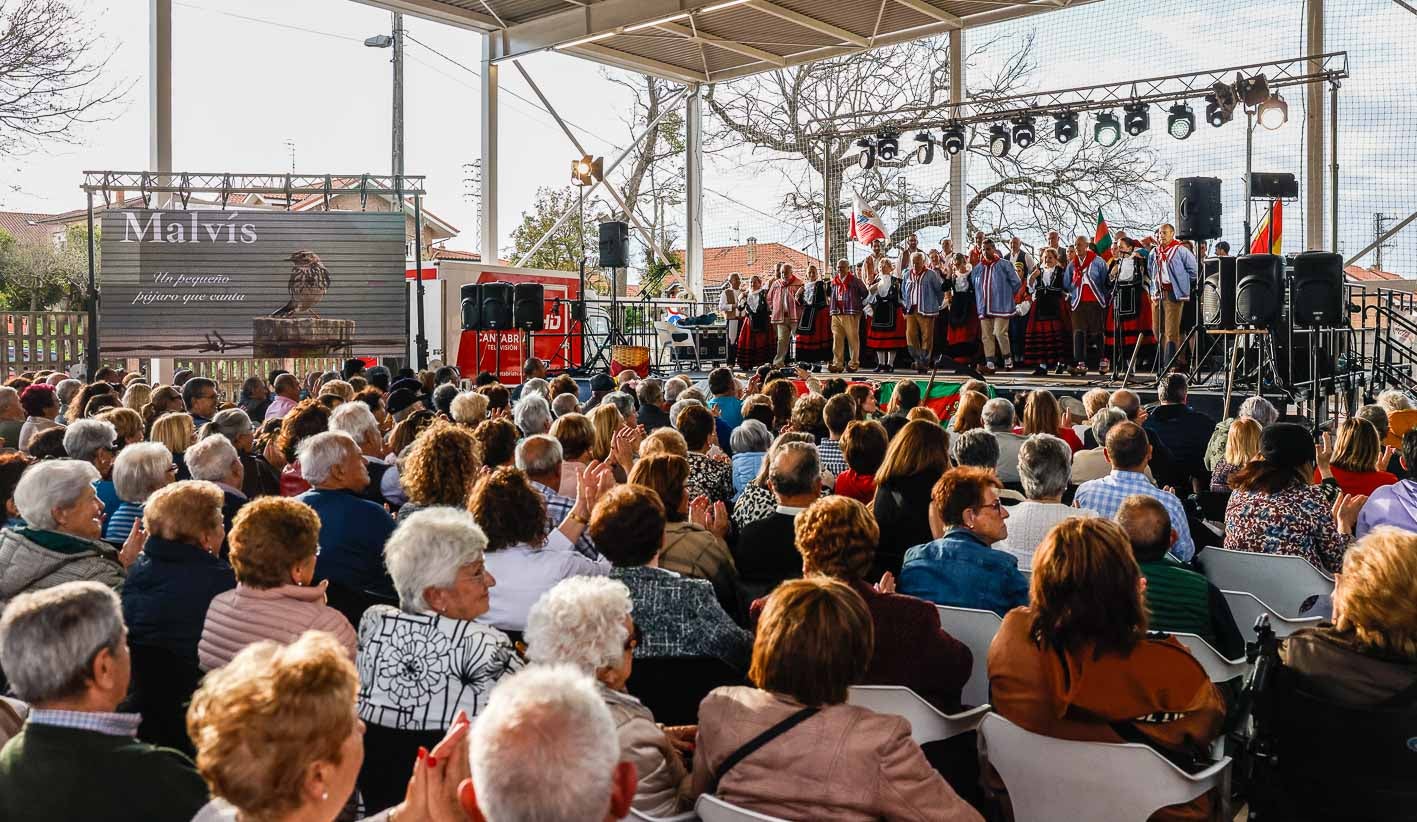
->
599;221;630;268
513;282;545;331
1249;172;1299;199
1175;177;1223;241
480;282;514;330
1201;256;1239;330
1236;254;1283;326
1290;251;1344;327
459;284;481;331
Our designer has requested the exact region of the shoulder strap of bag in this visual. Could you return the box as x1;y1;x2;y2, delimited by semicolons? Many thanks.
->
711;706;819;792
1107;718;1211;774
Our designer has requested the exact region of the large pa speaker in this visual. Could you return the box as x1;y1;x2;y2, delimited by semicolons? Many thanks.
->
480;282;514;330
1290;251;1344;328
1236;254;1283;326
599;221;630;268
1175;177;1223;241
1201;256;1239;330
1249;172;1299;199
459;283;481;331
513;282;545;331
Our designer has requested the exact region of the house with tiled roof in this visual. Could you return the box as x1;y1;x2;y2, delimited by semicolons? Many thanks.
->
0;211;60;246
1345;264;1405;283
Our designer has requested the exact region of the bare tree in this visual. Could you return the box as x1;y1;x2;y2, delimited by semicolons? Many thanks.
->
0;0;130;158
705;31;1167;257
600;71;686;270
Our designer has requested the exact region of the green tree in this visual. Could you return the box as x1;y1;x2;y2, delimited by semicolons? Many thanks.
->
0;224;92;311
508;186;604;284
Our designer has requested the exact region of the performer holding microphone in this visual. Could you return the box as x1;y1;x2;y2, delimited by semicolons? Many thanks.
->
1024;247;1071;376
1066;235;1111;376
970;237;1022;375
794;264;832;367
734;273;773;368
1148;222;1197;374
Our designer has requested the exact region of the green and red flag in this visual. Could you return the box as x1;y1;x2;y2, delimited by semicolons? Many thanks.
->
877;380;995;420
1092;209;1113;262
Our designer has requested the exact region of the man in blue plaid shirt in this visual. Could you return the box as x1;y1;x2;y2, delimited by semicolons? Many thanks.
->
517;435;600;561
1074;421;1195;562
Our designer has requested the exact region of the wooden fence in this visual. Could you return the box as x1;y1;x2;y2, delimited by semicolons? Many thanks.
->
0;312;88;375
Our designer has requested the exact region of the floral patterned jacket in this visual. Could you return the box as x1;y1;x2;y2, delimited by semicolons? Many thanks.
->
357;606;525;731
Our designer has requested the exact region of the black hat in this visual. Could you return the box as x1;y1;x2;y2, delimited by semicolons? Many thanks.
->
1259;422;1316;470
386;388;419;417
390;378;421;395
591;373;615;393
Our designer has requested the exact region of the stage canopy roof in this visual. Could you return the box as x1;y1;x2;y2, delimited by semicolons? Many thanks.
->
355;0;1101;83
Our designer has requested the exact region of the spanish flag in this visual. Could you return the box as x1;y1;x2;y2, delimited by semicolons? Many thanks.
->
1250;199;1283;255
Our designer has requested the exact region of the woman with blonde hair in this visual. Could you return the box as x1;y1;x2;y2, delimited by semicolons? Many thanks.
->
1320;416;1398;497
1211;416;1261;491
872;419;950;577
150;412;195;479
949;390;986;434
142;385;184;436
987;517;1225;822
589;402;624;463
317;379;354;403
1021;388;1083;451
122;382;152;414
395;421;481;521
96;407;144;447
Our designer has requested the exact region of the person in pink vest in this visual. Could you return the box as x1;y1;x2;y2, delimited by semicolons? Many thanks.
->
767;263;803;367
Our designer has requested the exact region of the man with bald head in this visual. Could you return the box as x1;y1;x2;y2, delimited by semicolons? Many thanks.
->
1148;222;1198;373
518;434;599;560
1117;495;1243;658
1074;421;1195;561
1078;387;1178;487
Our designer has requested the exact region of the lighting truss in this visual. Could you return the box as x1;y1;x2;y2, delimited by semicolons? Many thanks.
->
80;171;427;209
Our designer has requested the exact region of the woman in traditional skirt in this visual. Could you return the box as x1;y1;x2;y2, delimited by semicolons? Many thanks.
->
717;271;743;365
1105;239;1155;371
793;264;832;367
734;273;774;369
1024;246;1072;376
943;252;982;367
864;257;907;374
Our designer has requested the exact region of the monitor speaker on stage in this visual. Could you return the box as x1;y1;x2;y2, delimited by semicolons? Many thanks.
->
1175;177;1223;240
1201;256;1238;330
513;282;545;331
599;221;630;268
1249;172;1299;199
1236;254;1283;326
480;282;514;330
460;284;481;331
1290;251;1345;327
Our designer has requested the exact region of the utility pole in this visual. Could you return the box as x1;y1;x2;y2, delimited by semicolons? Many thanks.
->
1374;212;1393;271
392;12;405;190
284;139;296;173
462;160;483;253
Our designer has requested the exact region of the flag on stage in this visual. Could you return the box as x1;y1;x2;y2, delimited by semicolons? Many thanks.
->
849;189;887;246
1250;199;1283;254
876;380;995;419
1093;209;1113;262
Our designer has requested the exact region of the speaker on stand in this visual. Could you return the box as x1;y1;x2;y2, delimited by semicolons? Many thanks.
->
1167;177;1222;384
1289;251;1345;424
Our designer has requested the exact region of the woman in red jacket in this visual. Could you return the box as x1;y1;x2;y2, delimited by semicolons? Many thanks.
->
1315;417;1398;497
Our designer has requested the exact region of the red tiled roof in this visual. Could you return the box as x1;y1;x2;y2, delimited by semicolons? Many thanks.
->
0;211;56;244
1345;264;1404;282
431;247;481;261
40;195;151;224
700;242;825;289
288;178;458;237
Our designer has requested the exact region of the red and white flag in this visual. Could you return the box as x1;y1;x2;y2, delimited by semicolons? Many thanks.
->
848;189;887;246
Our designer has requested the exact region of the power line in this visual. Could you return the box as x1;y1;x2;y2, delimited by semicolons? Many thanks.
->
172;2;365;43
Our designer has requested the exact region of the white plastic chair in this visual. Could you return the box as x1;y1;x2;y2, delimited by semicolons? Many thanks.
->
1222;589;1323;642
654;320;701;370
979;713;1232;822
1200;547;1334;618
695;795;788;821
628;808;698;822
935;605;1003;707
1171;633;1249;682
847;685;989;744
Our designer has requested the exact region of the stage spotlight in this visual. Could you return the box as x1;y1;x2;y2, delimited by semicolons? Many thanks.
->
855;138;876;170
1206;80;1237;127
988;124;1011;158
1011;116;1036;149
1167;103;1195;140
876;129;900;162
1053;111;1078;143
912;131;936;165
1123;102;1150;136
1094;111;1121;146
941;123;966;155
1236;73;1270;108
1258;92;1288;130
570;154;603;186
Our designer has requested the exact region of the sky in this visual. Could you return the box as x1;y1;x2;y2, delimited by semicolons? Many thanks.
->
6;0;1417;274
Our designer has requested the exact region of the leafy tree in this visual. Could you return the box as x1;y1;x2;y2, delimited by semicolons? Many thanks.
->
508;186;605;284
0;224;92;311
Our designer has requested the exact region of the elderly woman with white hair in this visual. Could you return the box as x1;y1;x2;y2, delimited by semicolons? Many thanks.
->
525;576;694;817
1001;434;1097;566
63;418;121;525
449;390;489;427
356;505;522;813
102;441;176;543
1204;394;1280;472
200;407;279;499
185;435;247;557
729;419;772;500
514;393;553;437
0;460;138;608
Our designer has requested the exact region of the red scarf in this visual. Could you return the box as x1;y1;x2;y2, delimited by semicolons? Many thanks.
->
1072;250;1099;301
1156;239;1181;288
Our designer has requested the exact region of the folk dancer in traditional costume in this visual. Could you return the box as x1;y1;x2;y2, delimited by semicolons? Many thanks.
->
1006;237;1037;367
793;264;832;366
718;271;743;365
1105;236;1154;369
901;252;945;375
966;230;987;266
1025;246;1072;376
767;263;803;366
970;238;1022;375
1148;222;1197;374
864;257;906;373
943;252;981;367
734;273;774;368
1065;235;1112;376
828;258;868;373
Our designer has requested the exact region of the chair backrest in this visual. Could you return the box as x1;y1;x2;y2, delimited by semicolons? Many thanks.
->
695;794;789;822
1221;590;1323;643
1171;633;1248;683
1200;547;1333;618
626;655;747;726
936;605;1004;707
979;713;1231;822
846;685;990;744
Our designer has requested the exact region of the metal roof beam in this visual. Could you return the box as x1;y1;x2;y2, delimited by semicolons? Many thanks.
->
742;0;869;47
891;0;962;26
647;20;787;67
570;41;709;83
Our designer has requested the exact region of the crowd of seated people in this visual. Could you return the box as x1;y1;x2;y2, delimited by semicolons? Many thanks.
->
0;357;1412;821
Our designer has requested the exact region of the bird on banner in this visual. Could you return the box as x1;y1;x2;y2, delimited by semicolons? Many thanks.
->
1250;199;1283;254
849;189;888;246
271;250;331;318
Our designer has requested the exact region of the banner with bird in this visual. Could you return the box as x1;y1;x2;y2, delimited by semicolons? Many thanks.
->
848;189;888;246
1250;199;1283;255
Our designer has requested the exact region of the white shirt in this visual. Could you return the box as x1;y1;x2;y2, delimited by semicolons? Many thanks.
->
1001;501;1098;568
477;529;611;632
